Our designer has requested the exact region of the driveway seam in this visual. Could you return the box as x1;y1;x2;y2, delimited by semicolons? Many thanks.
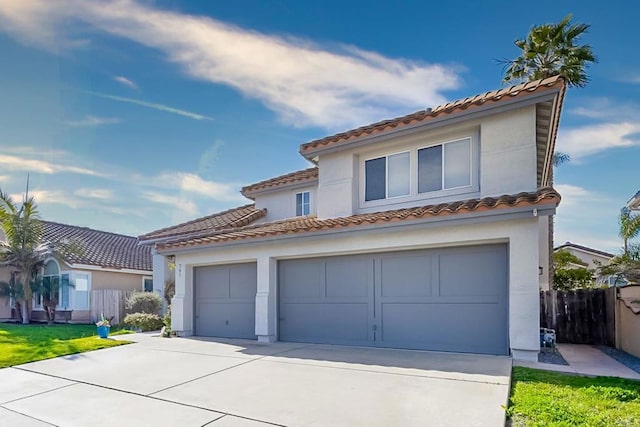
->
148;344;314;396
10;366;284;427
126;345;263;360
0;404;58;426
0;381;77;406
201;414;285;427
256;358;510;385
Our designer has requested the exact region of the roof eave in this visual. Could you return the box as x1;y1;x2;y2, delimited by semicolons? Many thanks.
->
299;87;562;160
157;199;559;254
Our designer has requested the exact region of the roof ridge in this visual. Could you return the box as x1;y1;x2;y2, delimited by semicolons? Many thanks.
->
241;166;318;195
42;220;138;240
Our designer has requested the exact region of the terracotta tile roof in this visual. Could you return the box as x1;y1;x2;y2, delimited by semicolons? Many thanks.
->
300;76;566;156
554;242;615;259
157;188;560;251
241;167;318;198
41;221;151;271
138;204;266;241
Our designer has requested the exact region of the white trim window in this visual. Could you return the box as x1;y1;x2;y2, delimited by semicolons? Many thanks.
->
72;273;90;310
418;138;471;193
296;191;311;216
143;277;153;292
365;151;411;201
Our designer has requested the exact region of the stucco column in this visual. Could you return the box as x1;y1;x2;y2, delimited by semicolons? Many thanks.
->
509;219;541;361
152;253;170;314
255;256;277;342
171;260;194;336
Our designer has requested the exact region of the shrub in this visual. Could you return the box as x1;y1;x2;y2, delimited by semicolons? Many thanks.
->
126;291;162;315
123;312;164;332
163;305;172;337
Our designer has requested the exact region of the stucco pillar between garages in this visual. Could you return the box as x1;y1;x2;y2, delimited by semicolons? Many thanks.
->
255;256;277;342
171;261;194;336
509;218;542;361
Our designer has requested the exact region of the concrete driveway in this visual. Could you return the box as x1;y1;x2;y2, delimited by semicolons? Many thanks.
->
0;334;511;427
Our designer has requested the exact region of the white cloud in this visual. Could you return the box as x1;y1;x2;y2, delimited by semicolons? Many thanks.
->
0;0;461;129
113;75;137;89
141;191;199;218
154;172;245;203
0;153;105;177
81;90;213;121
74;188;114;200
65;115;121;127
554;184;623;253
569;97;640;121
556;122;640;159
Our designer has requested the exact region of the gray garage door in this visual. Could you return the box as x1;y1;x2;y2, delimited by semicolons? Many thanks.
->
279;245;508;355
194;263;257;339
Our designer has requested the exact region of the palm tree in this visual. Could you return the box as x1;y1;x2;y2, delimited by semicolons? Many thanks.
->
619;208;640;255
0;189;49;323
502;14;596;87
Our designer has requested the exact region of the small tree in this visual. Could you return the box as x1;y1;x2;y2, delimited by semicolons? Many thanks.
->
502;14;596;87
552;250;595;291
0;273;24;320
619;208;640;256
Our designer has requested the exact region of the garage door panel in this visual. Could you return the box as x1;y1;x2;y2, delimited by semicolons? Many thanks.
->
380;255;433;297
280;261;323;298
197;302;256;339
280;303;369;343
439;248;507;297
325;258;370;298
195;263;257;340
196;267;229;299
229;264;258;299
380;302;507;354
278;244;508;355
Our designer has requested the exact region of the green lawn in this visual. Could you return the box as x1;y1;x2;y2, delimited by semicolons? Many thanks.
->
0;323;131;368
507;367;640;426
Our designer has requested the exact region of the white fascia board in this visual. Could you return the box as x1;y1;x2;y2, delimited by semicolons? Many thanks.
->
67;263;152;275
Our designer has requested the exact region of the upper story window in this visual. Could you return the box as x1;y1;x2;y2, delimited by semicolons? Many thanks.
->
296;191;310;216
365;151;410;201
418;138;471;193
362;136;475;206
143;277;153;292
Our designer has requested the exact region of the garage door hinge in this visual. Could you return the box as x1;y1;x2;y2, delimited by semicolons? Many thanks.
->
372;324;377;331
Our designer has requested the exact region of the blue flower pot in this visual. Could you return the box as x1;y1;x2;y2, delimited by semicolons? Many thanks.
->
97;325;110;338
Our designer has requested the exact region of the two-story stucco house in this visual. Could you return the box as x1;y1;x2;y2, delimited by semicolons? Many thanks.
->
140;76;566;361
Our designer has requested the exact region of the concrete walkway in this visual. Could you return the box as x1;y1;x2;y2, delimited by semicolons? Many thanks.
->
514;344;640;380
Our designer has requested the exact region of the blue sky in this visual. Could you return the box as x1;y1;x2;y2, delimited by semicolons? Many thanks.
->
0;1;638;253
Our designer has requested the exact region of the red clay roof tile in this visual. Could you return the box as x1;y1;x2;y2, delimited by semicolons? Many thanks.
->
300;76;566;156
138;204;266;241
241;167;318;198
157;188;560;251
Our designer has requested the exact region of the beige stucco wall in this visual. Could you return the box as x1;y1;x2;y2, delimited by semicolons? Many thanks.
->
0;266;12;319
617;286;640;358
561;247;612;270
89;269;148;292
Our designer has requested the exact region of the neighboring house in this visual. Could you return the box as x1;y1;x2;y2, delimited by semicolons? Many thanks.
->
553;242;614;270
627;190;640;210
140;76;566;361
0;221;152;322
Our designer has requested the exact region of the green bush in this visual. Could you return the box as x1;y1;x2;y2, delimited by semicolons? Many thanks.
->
123;312;164;332
163;305;171;335
125;291;162;315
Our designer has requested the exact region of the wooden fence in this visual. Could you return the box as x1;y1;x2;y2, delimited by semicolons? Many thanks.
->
90;290;132;325
540;288;616;346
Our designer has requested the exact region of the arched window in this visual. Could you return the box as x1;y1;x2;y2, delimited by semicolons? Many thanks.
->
44;260;59;276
